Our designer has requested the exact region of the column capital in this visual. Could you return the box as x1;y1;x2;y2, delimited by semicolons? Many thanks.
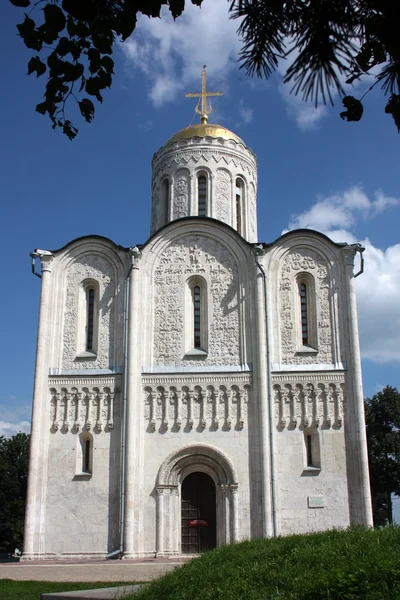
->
34;250;54;273
341;244;364;269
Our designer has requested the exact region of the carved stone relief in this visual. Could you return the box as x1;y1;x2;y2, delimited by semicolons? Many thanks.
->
279;250;333;364
173;171;189;219
153;235;241;366
215;169;231;224
143;377;251;433
62;255;118;370
49;379;120;433
272;377;344;429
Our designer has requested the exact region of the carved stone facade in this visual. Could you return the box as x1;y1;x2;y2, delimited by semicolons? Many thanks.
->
24;121;372;561
62;254;118;370
153;235;242;367
279;249;334;365
151;132;258;240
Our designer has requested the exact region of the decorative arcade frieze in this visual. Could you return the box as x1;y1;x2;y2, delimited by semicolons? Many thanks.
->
48;377;120;433
271;373;345;429
142;375;252;433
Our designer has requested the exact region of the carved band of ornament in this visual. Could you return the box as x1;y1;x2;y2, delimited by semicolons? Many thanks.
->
153;138;256;162
152;152;256;180
144;384;252;434
49;386;119;434
271;373;345;384
142;374;252;387
273;381;344;430
48;376;122;387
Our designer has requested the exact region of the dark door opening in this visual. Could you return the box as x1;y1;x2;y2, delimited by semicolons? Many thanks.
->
181;472;216;554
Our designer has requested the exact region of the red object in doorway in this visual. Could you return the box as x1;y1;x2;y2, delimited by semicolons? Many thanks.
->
189;519;209;527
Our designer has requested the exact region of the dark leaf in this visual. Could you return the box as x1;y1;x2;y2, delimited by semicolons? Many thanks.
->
385;94;400;132
67;16;89;38
63;120;78;140
27;56;46;77
63;61;84;82
92;34;113;55
17;16;42;51
56;36;72;56
340;96;364;122
37;23;59;45
35;101;50;115
116;2;137;41
101;55;114;74
62;0;97;22
88;48;101;74
78;98;95;123
47;52;65;77
9;0;30;6
169;0;185;20
43;4;66;34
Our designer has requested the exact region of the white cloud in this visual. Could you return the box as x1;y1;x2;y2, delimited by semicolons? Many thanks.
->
0;421;31;438
289;186;399;231
285;187;400;364
121;1;242;108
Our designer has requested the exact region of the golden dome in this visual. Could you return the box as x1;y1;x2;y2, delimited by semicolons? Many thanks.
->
167;123;245;146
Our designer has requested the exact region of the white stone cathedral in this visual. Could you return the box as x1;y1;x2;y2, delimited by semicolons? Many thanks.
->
23;71;373;560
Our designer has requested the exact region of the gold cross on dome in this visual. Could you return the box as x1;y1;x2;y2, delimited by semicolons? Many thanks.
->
185;66;223;124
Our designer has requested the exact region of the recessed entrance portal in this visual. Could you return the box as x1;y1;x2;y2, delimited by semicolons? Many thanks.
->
181;472;216;554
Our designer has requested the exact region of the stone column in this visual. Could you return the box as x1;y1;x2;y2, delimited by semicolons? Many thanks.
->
342;246;373;526
123;248;144;557
254;258;273;537
230;484;239;542
23;252;54;559
156;488;165;556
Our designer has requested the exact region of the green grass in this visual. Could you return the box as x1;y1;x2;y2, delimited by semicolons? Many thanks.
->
0;580;138;600
131;527;400;600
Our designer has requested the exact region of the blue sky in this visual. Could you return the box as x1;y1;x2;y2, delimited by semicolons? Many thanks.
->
1;0;399;447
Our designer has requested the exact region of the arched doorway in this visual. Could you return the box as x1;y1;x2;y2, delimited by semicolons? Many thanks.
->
181;472;216;553
155;444;239;556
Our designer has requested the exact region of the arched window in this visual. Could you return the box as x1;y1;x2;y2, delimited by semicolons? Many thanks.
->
304;429;321;470
77;280;99;357
198;175;207;216
185;277;208;355
299;282;308;346
235;178;243;234
76;432;93;476
296;274;317;350
86;288;95;351
193;285;201;348
162;179;170;224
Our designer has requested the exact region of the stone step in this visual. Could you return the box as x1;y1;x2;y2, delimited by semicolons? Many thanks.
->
41;585;143;600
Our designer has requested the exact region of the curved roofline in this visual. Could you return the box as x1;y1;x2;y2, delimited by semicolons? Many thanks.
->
262;228;347;249
163;122;247;147
49;234;130;255
143;216;254;249
46;226;347;257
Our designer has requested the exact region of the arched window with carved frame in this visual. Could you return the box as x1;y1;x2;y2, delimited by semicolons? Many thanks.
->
77;279;100;357
235;178;244;235
185;276;208;355
197;174;208;216
296;273;317;351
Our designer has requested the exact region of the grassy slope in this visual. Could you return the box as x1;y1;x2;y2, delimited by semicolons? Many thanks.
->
0;580;138;600
132;527;400;600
